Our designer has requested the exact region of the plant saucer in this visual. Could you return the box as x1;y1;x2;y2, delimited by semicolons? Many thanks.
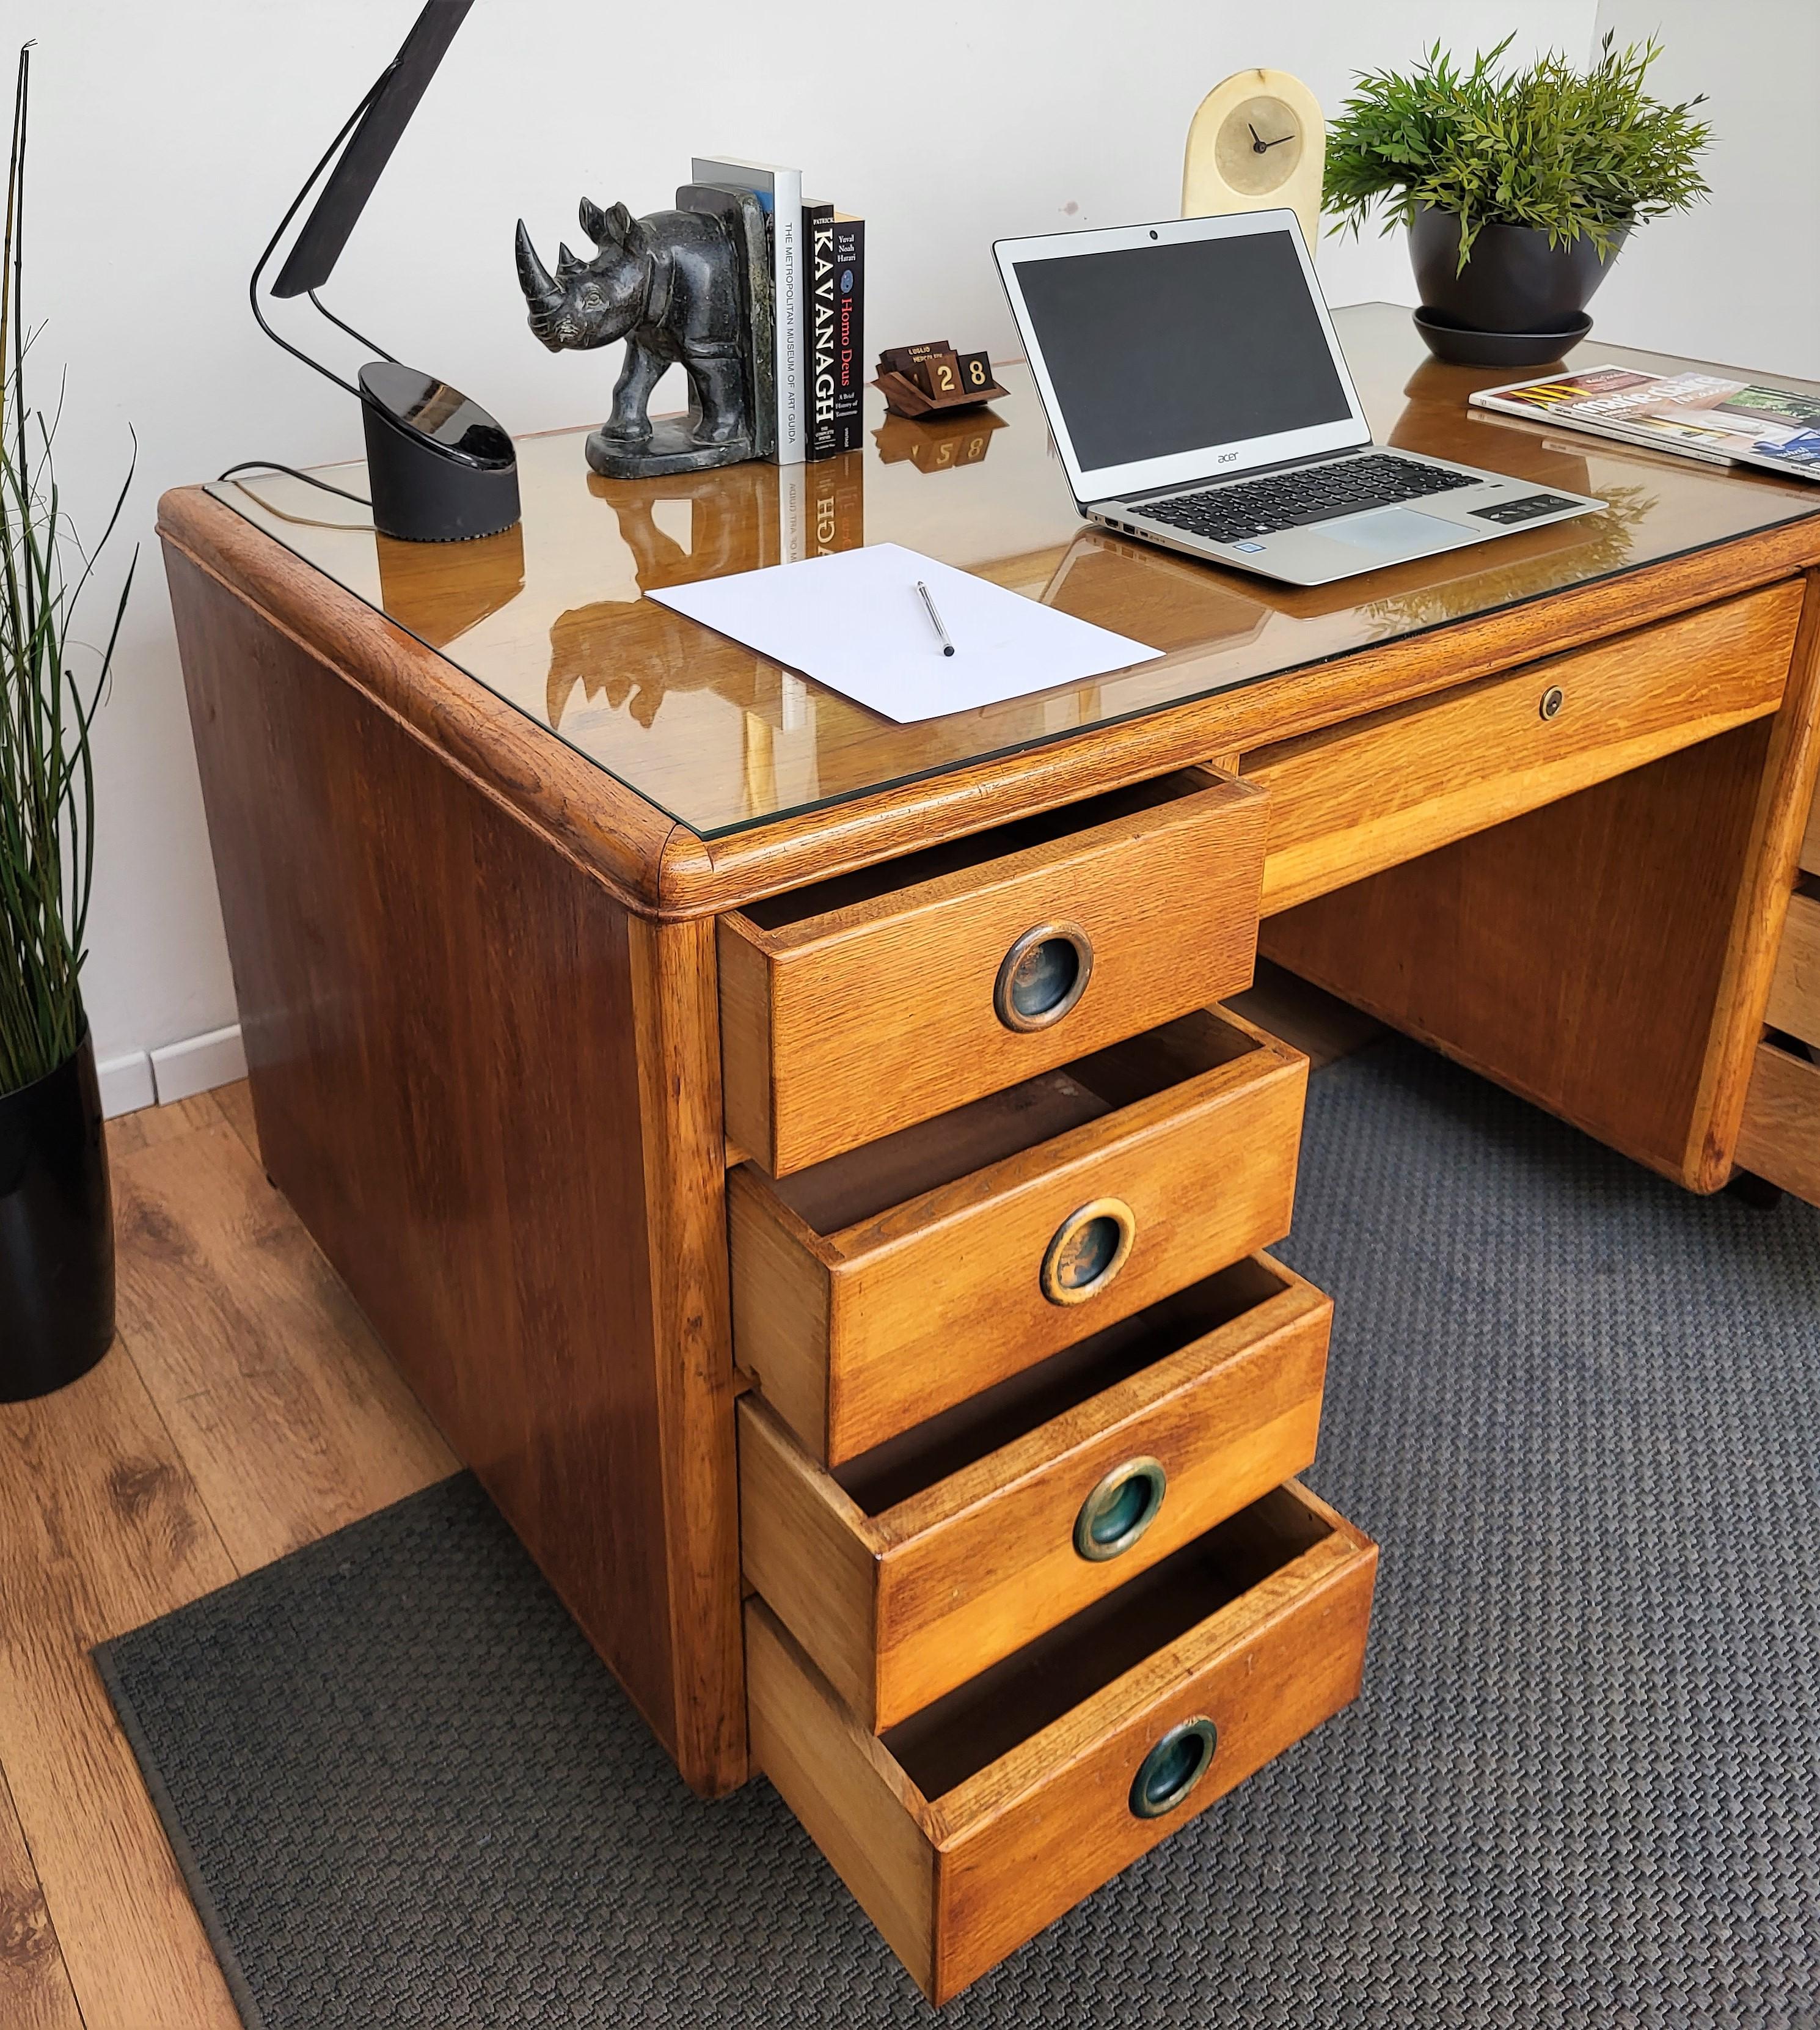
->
1412;307;1593;370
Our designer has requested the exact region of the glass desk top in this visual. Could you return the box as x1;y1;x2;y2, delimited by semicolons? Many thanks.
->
211;304;1820;840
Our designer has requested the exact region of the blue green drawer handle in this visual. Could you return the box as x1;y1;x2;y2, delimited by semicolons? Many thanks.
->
1073;1456;1168;1561
1129;1717;1218;1820
993;920;1094;1033
1039;1196;1136;1306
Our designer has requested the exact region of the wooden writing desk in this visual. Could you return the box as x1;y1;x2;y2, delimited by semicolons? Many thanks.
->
159;306;1820;2001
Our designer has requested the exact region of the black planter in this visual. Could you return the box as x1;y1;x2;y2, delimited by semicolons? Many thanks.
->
1409;205;1629;335
0;1027;115;1401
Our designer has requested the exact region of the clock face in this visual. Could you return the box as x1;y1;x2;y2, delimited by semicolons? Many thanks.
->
1213;95;1304;197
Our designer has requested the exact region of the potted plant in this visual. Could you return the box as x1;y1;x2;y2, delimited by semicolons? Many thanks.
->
2;43;136;1401
1323;34;1712;365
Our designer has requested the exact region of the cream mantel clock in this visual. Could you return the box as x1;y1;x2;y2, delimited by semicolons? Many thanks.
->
1182;68;1326;257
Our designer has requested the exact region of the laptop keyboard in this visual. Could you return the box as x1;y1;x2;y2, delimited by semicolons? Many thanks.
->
1136;455;1479;546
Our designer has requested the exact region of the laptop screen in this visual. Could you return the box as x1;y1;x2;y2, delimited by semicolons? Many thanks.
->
997;214;1370;501
1011;229;1350;471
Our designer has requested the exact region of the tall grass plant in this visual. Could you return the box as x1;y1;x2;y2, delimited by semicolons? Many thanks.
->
1;43;136;1097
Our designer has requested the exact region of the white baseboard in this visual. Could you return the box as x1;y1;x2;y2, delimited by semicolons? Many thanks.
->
98;1051;156;1119
150;1024;248;1106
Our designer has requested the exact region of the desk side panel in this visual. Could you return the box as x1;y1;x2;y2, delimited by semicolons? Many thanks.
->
165;541;745;1793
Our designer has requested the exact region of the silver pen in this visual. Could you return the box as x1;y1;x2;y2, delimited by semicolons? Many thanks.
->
915;580;956;656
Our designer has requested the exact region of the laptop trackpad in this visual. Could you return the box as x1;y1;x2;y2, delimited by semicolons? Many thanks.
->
1323;507;1472;557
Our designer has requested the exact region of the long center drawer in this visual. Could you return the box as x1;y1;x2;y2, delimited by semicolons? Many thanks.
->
1242;582;1803;916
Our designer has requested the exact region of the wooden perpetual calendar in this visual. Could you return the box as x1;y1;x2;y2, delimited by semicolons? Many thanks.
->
875;339;1009;419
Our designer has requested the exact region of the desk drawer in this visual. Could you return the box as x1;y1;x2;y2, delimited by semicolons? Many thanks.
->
1738;1039;1820;1204
1243;584;1803;916
740;1253;1331;1731
730;1007;1307;1465
718;768;1267;1176
1766;893;1820;1051
748;1481;1376;2004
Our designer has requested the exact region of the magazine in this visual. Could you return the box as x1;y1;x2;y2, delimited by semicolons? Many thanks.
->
1471;366;1820;482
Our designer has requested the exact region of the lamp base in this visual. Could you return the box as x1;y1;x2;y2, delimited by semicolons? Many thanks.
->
359;362;521;543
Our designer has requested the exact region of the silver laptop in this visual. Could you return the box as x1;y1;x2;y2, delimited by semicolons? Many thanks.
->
994;209;1602;588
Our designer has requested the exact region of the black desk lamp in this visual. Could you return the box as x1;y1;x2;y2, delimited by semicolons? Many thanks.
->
249;0;519;542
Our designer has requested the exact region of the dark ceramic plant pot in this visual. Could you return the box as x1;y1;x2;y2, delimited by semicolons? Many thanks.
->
0;1025;115;1401
1409;205;1629;334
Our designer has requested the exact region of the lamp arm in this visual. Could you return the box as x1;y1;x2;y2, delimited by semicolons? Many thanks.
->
246;70;392;398
305;288;400;367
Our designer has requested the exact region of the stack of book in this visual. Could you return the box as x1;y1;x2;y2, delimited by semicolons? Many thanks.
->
692;156;865;466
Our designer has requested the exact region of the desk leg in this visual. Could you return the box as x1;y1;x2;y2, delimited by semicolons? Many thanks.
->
1264;571;1820;1192
627;914;745;1792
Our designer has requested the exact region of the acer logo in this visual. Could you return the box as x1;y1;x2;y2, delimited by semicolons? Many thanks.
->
1218;451;1238;463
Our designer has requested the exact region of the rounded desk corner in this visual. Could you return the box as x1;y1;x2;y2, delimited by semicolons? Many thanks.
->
652;822;723;917
156;479;221;540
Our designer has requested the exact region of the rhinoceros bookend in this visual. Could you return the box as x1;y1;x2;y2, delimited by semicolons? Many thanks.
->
516;186;777;479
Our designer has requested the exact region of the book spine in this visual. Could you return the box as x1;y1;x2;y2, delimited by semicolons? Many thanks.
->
803;203;837;463
833;218;865;454
772;168;805;464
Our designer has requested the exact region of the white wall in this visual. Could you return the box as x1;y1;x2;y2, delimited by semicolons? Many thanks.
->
24;1;1604;1077
1588;0;1818;378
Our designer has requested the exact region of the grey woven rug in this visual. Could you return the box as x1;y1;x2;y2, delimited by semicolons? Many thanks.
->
97;1039;1820;2028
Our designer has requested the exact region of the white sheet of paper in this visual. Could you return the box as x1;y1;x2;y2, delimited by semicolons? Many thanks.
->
646;542;1161;723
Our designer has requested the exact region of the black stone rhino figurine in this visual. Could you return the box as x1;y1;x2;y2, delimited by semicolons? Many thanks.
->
514;192;773;478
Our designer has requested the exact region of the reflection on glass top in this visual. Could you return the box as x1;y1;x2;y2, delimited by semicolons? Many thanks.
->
210;304;1820;839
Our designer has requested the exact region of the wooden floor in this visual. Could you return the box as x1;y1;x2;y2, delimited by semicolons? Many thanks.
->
0;1081;456;2030
0;966;1375;2030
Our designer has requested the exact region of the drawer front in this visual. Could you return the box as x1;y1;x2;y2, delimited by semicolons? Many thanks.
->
1766;893;1820;1051
740;1255;1333;1731
748;1482;1376;2004
1738;1039;1820;1204
718;768;1267;1176
731;1008;1307;1465
1242;583;1804;917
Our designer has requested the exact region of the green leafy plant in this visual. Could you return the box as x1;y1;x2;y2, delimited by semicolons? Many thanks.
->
1323;33;1712;269
1;43;136;1097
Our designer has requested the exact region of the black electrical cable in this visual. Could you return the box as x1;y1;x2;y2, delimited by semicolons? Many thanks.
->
216;460;372;506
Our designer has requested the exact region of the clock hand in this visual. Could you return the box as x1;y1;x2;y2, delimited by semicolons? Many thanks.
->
1248;122;1266;153
1260;131;1295;150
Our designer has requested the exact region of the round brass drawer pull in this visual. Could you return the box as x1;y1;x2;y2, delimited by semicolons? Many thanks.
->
1039;1196;1135;1306
993;921;1094;1033
1129;1717;1218;1820
1073;1456;1168;1561
1540;684;1565;721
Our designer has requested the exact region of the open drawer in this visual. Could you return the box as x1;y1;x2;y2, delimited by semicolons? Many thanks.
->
729;1006;1307;1464
1741;882;1820;1207
1738;1038;1820;1204
748;1480;1376;2004
740;1252;1332;1731
1766;892;1820;1051
718;767;1268;1175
